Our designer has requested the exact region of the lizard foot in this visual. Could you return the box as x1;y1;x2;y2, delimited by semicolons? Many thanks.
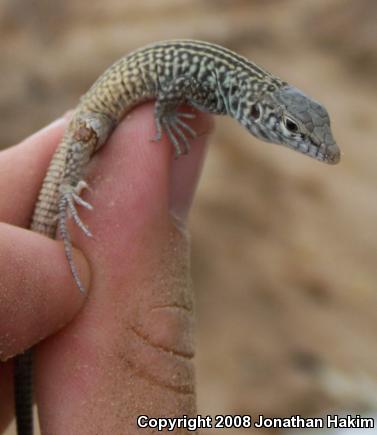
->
58;180;93;293
153;111;197;158
61;181;93;237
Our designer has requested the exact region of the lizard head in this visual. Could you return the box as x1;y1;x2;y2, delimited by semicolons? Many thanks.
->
242;84;340;164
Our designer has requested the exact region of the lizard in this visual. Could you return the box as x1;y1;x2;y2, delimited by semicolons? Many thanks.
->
13;39;340;435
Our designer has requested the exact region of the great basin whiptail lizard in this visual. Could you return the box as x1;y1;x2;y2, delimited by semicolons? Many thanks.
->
13;39;340;435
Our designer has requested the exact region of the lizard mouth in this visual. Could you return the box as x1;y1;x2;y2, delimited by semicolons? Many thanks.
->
287;140;341;164
290;141;341;164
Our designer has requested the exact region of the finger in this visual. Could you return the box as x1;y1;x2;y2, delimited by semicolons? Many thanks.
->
36;103;213;434
0;115;90;430
0;117;68;227
0;223;90;361
0;115;90;360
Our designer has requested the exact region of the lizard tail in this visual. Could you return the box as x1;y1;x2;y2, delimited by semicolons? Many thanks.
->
14;349;34;435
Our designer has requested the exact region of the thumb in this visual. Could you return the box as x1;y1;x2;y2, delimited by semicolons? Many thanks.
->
36;103;213;435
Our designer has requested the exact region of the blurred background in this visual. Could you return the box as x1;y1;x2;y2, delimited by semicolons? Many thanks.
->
1;0;376;434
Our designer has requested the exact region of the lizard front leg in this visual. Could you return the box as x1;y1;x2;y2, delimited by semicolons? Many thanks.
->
153;75;214;157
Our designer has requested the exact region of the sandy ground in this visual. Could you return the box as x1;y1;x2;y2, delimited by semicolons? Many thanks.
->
1;0;377;433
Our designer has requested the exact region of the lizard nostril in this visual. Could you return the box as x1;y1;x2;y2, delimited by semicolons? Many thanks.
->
326;144;341;164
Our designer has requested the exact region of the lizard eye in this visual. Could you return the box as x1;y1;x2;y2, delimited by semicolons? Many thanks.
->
284;117;298;133
250;103;261;121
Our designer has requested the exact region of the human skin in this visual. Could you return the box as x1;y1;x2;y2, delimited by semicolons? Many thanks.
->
0;104;213;434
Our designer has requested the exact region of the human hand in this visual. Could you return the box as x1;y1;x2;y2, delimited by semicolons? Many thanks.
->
0;104;213;434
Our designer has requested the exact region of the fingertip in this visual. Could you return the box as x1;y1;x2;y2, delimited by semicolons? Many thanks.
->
0;224;89;360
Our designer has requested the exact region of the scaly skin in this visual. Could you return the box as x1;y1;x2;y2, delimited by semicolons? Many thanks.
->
15;39;340;435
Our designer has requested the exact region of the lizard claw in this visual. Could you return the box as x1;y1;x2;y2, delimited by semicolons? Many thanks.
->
74;180;92;194
67;198;93;237
72;192;93;211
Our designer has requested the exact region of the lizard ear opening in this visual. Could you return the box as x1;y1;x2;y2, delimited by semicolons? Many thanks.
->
250;103;261;121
